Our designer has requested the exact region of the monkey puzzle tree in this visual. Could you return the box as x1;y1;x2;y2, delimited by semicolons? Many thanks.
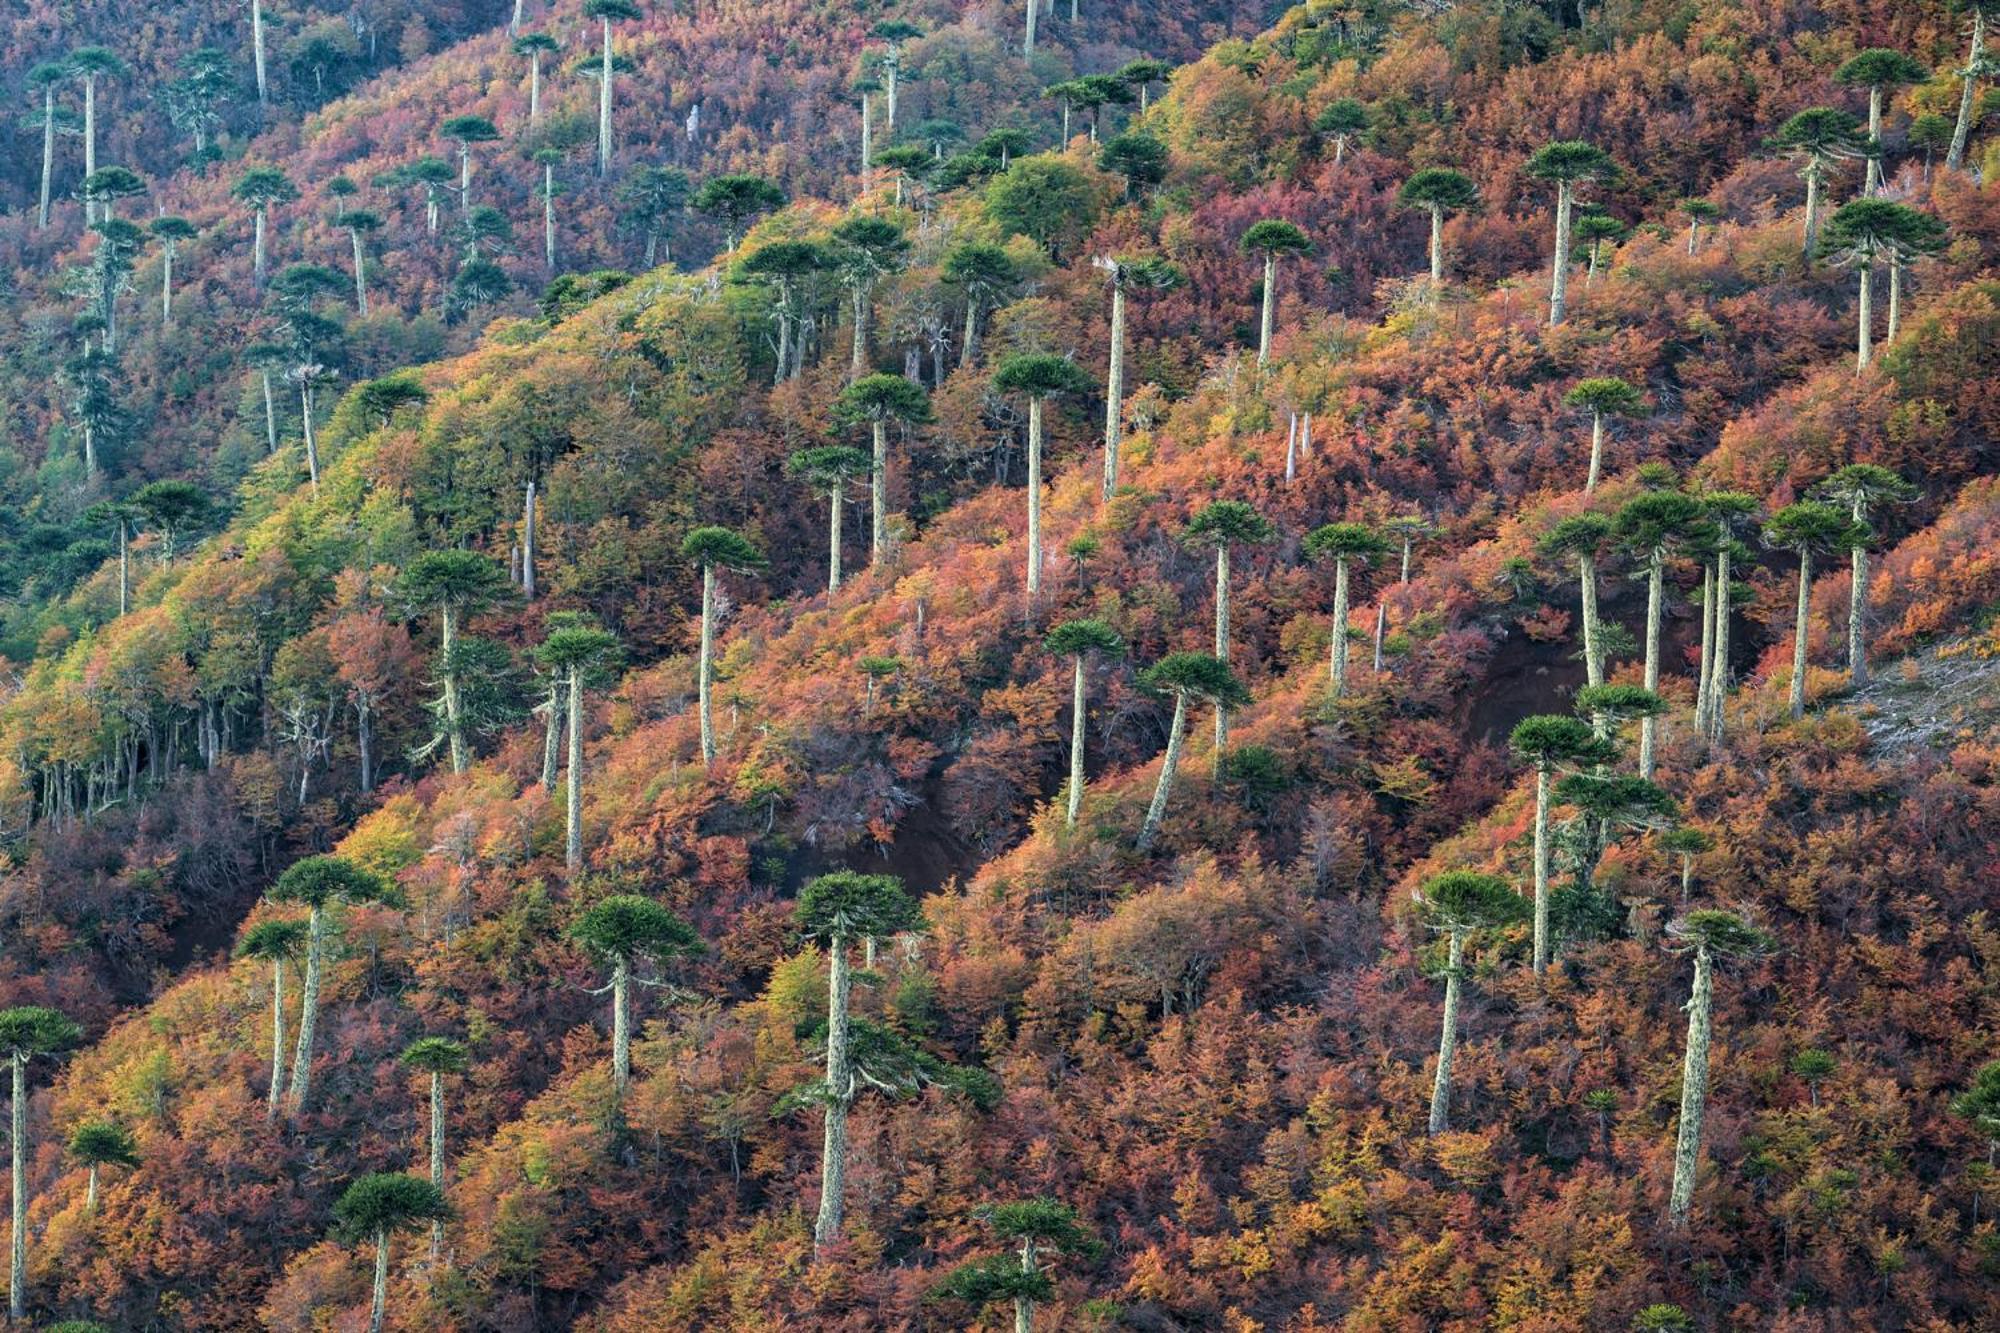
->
942;242;1019;369
148;215;197;325
1953;1061;2000;1206
333;1174;452;1333
1119;58;1171;113
1098;132;1167;199
1573;210;1627;284
1413;872;1526;1135
232;165;297;284
569;895;700;1093
1373;514;1432;671
1664;909;1773;1228
80;164;144;222
1315;97;1370;163
1524;140;1617;325
534;622;622;869
1564;376;1646;495
1679;198;1721;255
835;372;930;569
618;164;690;269
1763;501;1868;720
1811;464;1916;689
791;871;926;1253
397;550;508;774
1766;108;1867;256
65;1120;137;1214
1304;522;1388;698
1510;716;1613;975
132;478;211;560
681;528;766;766
400;1037;467;1254
1240;219;1312;367
583;0;641;174
269;856;390;1114
1539;514;1614;688
1046;619;1125;828
935;1199;1099;1333
1660;825;1715;903
739;240;829;382
237;918;308;1115
1821;199;1947;369
2;1006;80;1322
1398;167;1477;288
1091;254;1180;496
1614;490;1709;776
871;19;924;130
1136;653;1249;851
440;113;500;213
1835;49;1930;192
1947;0;2000;171
27;63;76;231
514;31;560;124
830;215;909;379
994;354;1094;605
694;173;785;251
788;445;871;594
1184;500;1276;753
1695;491;1760;741
66;47;126;219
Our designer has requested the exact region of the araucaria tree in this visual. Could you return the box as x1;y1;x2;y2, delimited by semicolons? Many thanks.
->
1304;523;1388;698
740;240;829;383
830;215;909;379
835;373;930;568
1184;500;1276;753
27;63;73;231
1046;619;1125;827
514;32;560;124
1136;653;1249;851
398;550;508;774
1821;200;1949;369
269;856;390;1114
1813;464;1916;689
693;173;785;252
1767;108;1866;256
935;1200;1099;1333
681;527;767;765
400;1037;467;1255
333;1174;452;1333
1664;910;1772;1228
232;165;298;283
66;1120;138;1213
1524;140;1617;326
791;871;925;1253
1414;873;1525;1134
1565;376;1646;494
1614;491;1708;776
994;354;1094;605
1091;255;1180;495
1947;0;1999;171
583;0;641;174
1398;167;1478;289
1540;514;1615;688
1763;501;1868;720
67;48;127;221
569;895;700;1093
237;918;309;1115
1835;49;1930;192
1241;219;1312;366
1679;198;1721;255
1510;716;1611;975
1315;98;1370;163
534;622;622;868
942;243;1018;370
440;114;500;213
2;1006;80;1320
788;445;871;593
148;215;197;324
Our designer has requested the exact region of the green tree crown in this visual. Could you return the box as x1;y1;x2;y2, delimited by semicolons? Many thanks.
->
993;353;1093;400
1241;218;1312;257
1303;522;1388;563
333;1173;452;1241
1398;167;1478;213
569;894;701;966
401;1036;469;1075
67;1120;140;1170
1413;870;1526;934
0;1006;83;1060
682;526;767;572
794;870;925;942
1184;499;1276;550
1138;652;1250;708
1046;618;1125;659
269;855;391;910
836;373;932;427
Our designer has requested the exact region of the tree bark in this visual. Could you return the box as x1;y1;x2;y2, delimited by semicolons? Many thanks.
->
1137;693;1186;851
814;935;854;1252
82;77;97;223
1790;549;1813;720
368;1228;390;1333
37;90;53;229
611;958;631;1091
288;903;325;1112
1865;85;1884;193
428;1069;446;1258
11;1053;26;1323
1023;0;1037;57
1213;545;1230;761
962;298;981;368
1855;259;1873;372
1025;397;1044;603
267;959;287;1116
118;522;130;617
1103;280;1126;498
1549;180;1573;326
597;18;614;175
1586;410;1605;493
1330;557;1351;697
543;167;556;269
698;563;717;764
1803;159;1823;256
1257;253;1277;366
1848;515;1869;687
441;602;467;774
1887;255;1903;345
1708;544;1732;742
529;51;541;123
522;480;537;600
262;370;278;454
565;665;584;869
253;207;267;283
1948;8;1985;172
870;419;887;567
827;484;844;593
1579;552;1603;689
1640;555;1663;778
1694;561;1716;731
1667;947;1715;1227
301;382;321;491
1065;655;1087;827
859;92;873;180
1427;932;1463;1134
1531;767;1552;975
541;683;562;789
252;0;269;106
1428;204;1444;288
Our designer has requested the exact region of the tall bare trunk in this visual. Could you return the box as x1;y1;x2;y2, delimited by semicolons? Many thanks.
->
565;667;583;869
1667;947;1715;1227
1428;204;1444;287
827;485;844;593
1548;181;1573;326
596;18;614;175
1640;556;1662;778
1213;545;1229;760
1137;694;1186;851
1330;558;1351;696
1257;253;1277;365
1023;0;1037;56
1065;656;1087;826
1789;550;1813;720
1579;552;1603;688
266;959;286;1115
252;0;269;106
698;564;717;763
1103;281;1126;498
870;419;887;567
288;903;325;1111
1531;768;1552;974
1025;398;1044;603
1427;932;1464;1133
11;1054;27;1322
368;1229;389;1333
37;90;54;229
1865;85;1884;193
1586;410;1605;493
1947;9;1985;172
1855;259;1873;371
441;603;467;774
814;937;854;1252
611;958;631;1091
1708;546;1732;741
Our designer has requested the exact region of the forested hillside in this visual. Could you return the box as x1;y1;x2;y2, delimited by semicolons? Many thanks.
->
2;0;2000;1329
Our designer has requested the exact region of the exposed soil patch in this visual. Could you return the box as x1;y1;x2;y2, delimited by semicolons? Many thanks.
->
1851;643;2000;754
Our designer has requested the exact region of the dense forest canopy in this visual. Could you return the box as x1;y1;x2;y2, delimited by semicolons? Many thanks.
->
0;0;1997;1328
